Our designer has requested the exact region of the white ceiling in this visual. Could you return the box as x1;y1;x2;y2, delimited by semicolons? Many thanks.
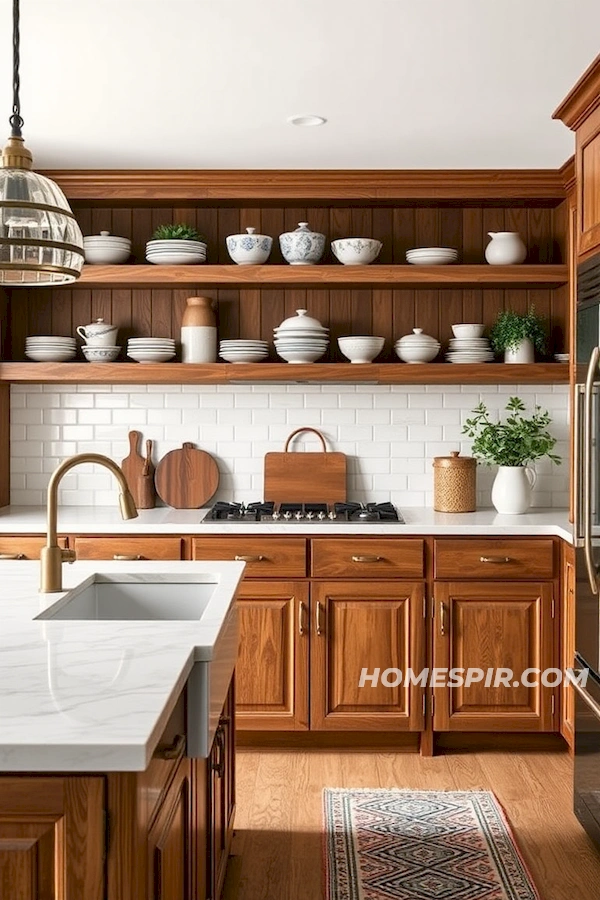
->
0;0;598;170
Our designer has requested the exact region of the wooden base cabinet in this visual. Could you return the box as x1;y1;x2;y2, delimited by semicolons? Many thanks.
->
311;581;426;731
147;758;193;900
235;581;309;731
433;582;556;732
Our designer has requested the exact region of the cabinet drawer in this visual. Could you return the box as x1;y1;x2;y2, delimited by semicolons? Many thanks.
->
73;536;183;561
434;539;555;579
311;539;424;578
0;535;67;560
139;689;186;829
192;537;306;578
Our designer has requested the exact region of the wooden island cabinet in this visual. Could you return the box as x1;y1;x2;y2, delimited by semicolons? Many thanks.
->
0;681;235;900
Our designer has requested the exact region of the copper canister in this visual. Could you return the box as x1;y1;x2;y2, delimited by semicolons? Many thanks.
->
432;451;476;513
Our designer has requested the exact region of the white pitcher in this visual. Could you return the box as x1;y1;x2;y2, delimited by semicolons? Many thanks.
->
491;465;537;514
485;232;527;266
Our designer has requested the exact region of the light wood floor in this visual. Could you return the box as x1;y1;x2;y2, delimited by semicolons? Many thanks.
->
224;749;600;900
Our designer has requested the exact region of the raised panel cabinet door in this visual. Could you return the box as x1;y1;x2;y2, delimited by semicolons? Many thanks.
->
561;548;576;748
310;581;426;731
235;581;309;731
578;107;600;257
433;582;555;732
0;776;104;900
147;758;192;900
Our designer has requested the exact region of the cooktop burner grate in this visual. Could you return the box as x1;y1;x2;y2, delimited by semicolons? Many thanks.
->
204;501;404;523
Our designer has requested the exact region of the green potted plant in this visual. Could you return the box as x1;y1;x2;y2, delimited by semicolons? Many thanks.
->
462;396;560;514
489;307;547;363
146;224;207;265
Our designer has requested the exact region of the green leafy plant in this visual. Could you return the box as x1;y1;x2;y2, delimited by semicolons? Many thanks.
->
462;397;561;467
151;223;205;242
489;307;547;355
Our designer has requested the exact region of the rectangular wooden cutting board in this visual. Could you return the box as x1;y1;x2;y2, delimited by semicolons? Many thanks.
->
264;428;347;504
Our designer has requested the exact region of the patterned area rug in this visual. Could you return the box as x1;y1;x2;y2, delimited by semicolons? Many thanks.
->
324;789;540;900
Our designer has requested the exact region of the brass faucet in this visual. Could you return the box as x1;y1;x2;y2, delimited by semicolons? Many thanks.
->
40;453;138;593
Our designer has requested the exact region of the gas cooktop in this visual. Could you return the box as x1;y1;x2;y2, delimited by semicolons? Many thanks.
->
204;501;404;524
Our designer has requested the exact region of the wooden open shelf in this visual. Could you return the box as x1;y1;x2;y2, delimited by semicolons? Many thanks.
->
0;362;569;385
68;264;569;288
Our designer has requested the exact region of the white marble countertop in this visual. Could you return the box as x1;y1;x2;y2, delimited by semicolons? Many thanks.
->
0;559;244;773
0;505;574;543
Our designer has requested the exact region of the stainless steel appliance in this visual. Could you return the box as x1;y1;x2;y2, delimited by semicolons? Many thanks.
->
203;501;403;524
574;251;600;847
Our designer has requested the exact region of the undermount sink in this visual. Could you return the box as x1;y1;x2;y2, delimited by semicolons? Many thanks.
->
36;574;217;621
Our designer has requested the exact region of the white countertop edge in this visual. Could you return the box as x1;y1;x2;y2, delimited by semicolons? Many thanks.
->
0;505;574;543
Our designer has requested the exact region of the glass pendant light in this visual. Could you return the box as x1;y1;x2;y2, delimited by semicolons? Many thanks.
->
0;0;84;285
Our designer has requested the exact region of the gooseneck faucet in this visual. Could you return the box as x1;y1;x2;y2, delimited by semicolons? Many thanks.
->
40;453;138;593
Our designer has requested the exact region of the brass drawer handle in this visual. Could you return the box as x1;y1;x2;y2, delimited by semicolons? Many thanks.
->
315;600;324;636
439;599;447;636
352;555;382;563
157;733;186;760
479;556;512;564
113;554;143;561
211;726;226;778
235;554;265;563
298;599;306;635
0;552;25;560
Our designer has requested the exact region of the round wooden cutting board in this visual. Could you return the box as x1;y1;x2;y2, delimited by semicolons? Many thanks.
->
154;442;219;509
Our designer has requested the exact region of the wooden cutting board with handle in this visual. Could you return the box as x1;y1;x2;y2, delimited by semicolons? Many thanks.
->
121;431;156;509
155;442;220;509
264;428;347;504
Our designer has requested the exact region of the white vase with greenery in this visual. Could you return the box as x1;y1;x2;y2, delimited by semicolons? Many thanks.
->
462;397;560;515
489;308;546;364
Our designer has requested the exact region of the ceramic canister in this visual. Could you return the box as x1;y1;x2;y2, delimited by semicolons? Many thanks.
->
181;296;217;363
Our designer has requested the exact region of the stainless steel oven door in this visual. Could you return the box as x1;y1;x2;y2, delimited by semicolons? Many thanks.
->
572;659;600;849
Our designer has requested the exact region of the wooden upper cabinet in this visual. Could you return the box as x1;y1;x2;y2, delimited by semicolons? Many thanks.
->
235;581;309;731
554;53;600;259
0;776;104;900
310;581;425;732
433;581;555;732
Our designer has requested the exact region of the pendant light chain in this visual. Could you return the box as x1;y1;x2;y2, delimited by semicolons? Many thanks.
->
9;0;23;138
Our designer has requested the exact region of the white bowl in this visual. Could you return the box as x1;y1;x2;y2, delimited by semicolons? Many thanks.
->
85;247;130;265
226;227;272;265
338;336;385;363
451;323;485;339
220;351;268;363
82;345;121;363
25;350;76;362
331;238;382;266
279;223;325;266
276;347;326;363
127;351;176;363
394;345;439;363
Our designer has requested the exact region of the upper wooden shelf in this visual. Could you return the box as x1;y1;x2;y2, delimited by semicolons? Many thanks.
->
54;264;569;289
0;362;569;385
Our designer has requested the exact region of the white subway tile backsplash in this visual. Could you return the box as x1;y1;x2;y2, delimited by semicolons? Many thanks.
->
9;384;570;508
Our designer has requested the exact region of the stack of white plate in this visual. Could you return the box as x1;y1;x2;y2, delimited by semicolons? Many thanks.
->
25;335;76;362
446;337;494;364
219;340;269;363
83;232;131;265
146;240;207;265
127;337;176;364
273;309;329;364
406;247;458;266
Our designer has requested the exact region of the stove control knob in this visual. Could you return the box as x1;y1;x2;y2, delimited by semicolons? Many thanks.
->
317;512;326;520
283;511;292;520
294;511;304;520
328;511;337;520
272;511;280;520
306;511;314;520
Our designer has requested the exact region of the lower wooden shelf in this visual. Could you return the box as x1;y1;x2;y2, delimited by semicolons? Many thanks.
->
0;362;569;385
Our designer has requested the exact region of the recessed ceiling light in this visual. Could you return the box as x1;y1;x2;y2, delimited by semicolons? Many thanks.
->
287;115;327;127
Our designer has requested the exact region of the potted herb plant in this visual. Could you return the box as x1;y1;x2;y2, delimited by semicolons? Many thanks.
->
146;224;207;265
489;307;547;363
462;396;560;514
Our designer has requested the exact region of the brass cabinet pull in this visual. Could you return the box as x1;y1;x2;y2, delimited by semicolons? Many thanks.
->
439;600;447;636
157;733;186;760
298;600;306;635
351;555;382;563
479;556;512;564
211;726;226;778
0;552;25;560
315;600;324;636
234;554;265;562
113;554;143;561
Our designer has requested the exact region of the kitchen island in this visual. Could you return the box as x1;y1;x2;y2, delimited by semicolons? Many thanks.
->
0;558;244;899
